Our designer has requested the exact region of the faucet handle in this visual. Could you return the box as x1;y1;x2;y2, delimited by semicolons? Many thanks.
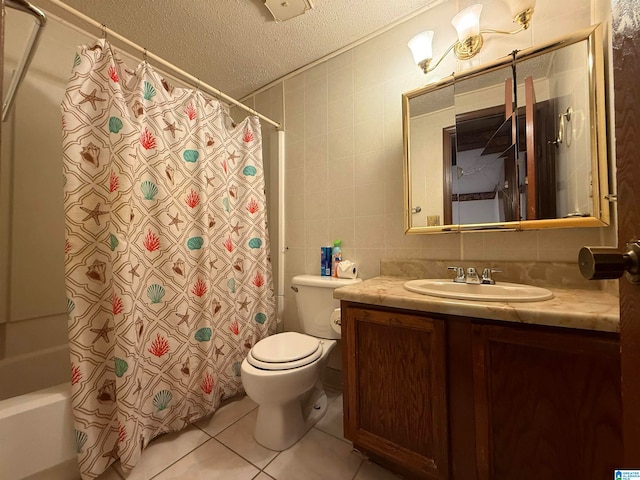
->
466;267;480;284
447;266;466;283
481;268;502;285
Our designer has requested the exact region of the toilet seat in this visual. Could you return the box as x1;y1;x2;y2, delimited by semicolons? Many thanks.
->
247;332;322;371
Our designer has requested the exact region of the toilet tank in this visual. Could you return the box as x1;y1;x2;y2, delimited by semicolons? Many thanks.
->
291;274;362;339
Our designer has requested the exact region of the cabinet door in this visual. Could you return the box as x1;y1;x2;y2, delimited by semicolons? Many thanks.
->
472;323;622;480
342;305;448;479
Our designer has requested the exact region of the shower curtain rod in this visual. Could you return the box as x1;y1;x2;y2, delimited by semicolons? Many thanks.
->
3;0;47;121
41;0;281;129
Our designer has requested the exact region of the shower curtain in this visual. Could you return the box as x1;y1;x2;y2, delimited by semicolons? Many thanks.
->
61;39;275;479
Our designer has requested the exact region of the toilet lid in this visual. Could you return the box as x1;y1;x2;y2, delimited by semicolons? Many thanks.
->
247;332;322;370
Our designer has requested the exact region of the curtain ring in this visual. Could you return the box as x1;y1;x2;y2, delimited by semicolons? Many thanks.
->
101;24;107;40
195;78;201;92
143;48;148;64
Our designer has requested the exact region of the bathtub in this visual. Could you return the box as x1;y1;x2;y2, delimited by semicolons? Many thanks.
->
0;345;79;480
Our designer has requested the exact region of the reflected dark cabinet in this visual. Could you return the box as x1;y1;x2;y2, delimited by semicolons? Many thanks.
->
341;302;622;480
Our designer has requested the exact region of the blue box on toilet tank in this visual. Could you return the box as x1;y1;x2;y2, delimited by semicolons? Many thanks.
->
320;246;332;276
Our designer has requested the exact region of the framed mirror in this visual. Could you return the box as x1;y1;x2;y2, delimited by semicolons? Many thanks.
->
402;25;610;234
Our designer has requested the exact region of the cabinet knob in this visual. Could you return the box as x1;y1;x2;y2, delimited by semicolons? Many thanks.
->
578;240;640;284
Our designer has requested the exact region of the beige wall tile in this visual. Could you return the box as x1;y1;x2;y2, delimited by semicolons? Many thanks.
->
355;183;386;216
327;188;355;219
286;138;304;169
354;118;384;154
328;157;354;191
353;248;385;279
329;66;354;102
286;194;305;222
328;97;354;132
305;105;328;138
354;85;384;124
304;163;328;194
304;134;328;165
328;127;355;160
305;218;329;248
354;216;386;249
354;149;386;187
328;50;353;73
286;221;306;249
286;167;305;196
328;218;355;249
354;53;385;92
304;77;328;111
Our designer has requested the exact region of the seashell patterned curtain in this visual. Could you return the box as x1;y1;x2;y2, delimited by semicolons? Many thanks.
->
61;39;275;479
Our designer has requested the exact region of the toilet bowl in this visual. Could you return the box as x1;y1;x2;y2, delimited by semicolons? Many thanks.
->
241;332;336;450
240;274;361;451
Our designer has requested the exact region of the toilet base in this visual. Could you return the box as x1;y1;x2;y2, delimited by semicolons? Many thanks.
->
253;385;328;451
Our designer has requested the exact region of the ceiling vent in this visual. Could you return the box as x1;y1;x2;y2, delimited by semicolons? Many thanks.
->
264;0;314;22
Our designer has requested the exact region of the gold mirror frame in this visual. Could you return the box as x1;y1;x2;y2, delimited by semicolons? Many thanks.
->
402;25;610;234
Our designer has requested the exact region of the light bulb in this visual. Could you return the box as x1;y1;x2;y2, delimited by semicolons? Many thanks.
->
451;4;483;42
408;31;434;65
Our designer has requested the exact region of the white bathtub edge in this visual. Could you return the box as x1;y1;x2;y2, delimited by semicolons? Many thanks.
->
0;383;78;480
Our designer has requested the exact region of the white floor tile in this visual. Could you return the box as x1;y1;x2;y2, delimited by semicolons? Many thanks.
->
354;460;405;480
153;439;259;480
215;409;279;469
264;428;362;480
196;395;257;437
118;426;210;480
315;392;345;440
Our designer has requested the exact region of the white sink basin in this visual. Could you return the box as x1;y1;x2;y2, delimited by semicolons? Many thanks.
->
404;279;554;302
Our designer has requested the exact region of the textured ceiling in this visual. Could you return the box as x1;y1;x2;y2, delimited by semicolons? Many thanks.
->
41;0;445;99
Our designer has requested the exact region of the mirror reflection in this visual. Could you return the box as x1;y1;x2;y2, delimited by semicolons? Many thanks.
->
403;25;609;233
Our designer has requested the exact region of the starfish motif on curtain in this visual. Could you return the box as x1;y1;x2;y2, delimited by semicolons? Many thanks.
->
214;344;225;361
102;442;120;461
81;202;108;226
228;151;239;163
128;264;140;281
230;222;244;236
168;212;184;230
90;319;114;344
176;310;190;326
79;88;106;110
238;298;251;311
163;119;183;138
204;175;215;187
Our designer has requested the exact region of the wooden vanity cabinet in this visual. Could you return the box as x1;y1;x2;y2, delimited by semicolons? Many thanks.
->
472;323;622;480
341;301;622;480
341;303;449;479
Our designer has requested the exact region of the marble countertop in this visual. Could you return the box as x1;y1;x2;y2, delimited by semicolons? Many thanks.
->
334;276;620;333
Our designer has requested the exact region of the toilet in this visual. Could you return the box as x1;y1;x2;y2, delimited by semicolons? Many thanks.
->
241;274;361;451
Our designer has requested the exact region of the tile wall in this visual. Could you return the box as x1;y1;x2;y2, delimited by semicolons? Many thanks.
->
245;0;617;334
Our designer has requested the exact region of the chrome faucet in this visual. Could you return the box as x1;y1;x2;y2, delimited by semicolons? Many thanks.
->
447;266;466;283
481;268;502;285
466;267;480;284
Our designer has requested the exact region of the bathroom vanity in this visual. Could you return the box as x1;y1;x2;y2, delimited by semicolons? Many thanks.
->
335;276;621;480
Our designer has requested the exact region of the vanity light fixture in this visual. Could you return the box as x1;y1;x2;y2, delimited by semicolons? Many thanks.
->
408;0;536;74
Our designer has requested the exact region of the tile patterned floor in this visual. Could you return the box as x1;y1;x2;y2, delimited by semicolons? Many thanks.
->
97;390;403;480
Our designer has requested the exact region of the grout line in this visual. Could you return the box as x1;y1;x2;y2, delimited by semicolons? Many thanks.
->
148;437;218;479
210;437;267;474
351;460;365;480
